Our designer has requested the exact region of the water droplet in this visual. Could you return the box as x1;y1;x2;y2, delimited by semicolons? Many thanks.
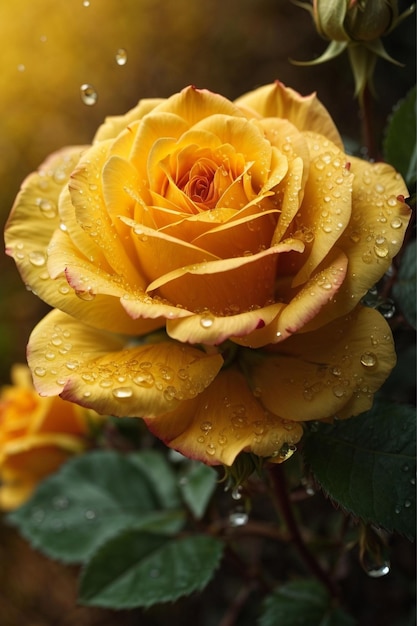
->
34;366;46;377
200;312;214;328
80;83;98;106
390;217;402;229
75;289;96;301
53;496;69;510
273;443;297;461
17;63;26;72
39;199;57;218
200;421;213;433
83;0;90;6
231;487;242;501
229;510;249;527
31;507;45;524
115;48;127;65
112;387;133;399
360;352;377;368
163;386;177;401
65;361;79;371
133;372;154;388
206;443;216;456
362;251;373;264
332;385;346;398
29;251;47;267
85;509;96;520
374;244;389;259
404;500;412;508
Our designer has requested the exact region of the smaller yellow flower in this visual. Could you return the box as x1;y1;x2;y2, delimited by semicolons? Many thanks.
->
294;0;415;98
0;364;102;510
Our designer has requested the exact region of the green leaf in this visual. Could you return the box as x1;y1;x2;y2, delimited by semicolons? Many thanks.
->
128;448;182;509
178;461;218;519
303;403;416;538
393;240;417;329
8;450;185;563
383;86;417;187
259;579;355;626
79;532;223;609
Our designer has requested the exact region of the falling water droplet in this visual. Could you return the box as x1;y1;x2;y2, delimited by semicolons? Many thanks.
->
80;83;98;106
115;48;128;65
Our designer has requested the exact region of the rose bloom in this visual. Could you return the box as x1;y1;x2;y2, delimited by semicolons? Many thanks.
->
5;82;410;466
0;364;101;510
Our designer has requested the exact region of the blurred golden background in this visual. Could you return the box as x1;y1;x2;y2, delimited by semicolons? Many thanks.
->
0;2;415;624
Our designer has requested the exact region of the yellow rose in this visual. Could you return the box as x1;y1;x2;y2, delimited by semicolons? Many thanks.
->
0;364;100;510
5;83;410;466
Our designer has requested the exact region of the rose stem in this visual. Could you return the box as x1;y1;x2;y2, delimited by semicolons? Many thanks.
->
268;463;340;599
359;83;378;161
218;580;258;626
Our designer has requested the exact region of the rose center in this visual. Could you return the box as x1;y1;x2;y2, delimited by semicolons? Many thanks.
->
179;158;219;209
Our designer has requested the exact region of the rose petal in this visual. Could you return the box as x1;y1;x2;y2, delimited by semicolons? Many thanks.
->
47;227;163;335
235;81;343;149
69;143;142;284
146;368;303;466
147;240;304;315
27;310;223;418
233;248;348;347
244;306;396;422
192;209;279;257
5;146;86;295
291;133;353;286
167;302;285;345
93;98;164;143
121;216;220;284
155;85;245;126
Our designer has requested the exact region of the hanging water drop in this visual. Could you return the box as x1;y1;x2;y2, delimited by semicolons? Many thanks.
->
365;561;391;578
80;83;98;106
229;510;249;527
200;312;214;329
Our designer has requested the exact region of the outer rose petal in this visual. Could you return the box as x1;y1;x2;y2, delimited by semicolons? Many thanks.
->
233;248;348;348
235;81;343;149
4;146;86;291
298;160;411;332
93;98;165;142
27;310;223;418
243;306;396;423
145;368;303;466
